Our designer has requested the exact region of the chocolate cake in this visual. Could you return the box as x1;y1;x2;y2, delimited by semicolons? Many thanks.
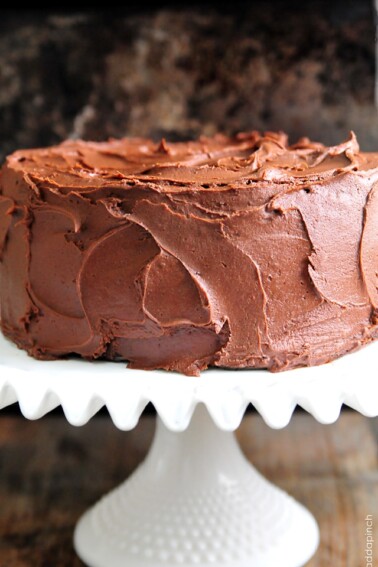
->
0;131;378;376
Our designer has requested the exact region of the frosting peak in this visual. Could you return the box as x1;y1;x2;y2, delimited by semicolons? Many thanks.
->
6;131;371;190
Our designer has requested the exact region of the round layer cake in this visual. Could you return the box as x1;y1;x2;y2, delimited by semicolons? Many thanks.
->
0;131;378;375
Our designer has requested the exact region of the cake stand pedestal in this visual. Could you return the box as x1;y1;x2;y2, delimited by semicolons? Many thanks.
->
75;404;318;567
1;334;378;567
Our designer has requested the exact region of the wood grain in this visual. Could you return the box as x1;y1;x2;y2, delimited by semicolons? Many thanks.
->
0;411;376;566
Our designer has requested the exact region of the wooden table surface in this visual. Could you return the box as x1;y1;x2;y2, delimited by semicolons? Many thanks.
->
0;409;377;567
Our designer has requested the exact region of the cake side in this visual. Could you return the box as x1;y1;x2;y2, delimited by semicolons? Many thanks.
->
1;132;378;375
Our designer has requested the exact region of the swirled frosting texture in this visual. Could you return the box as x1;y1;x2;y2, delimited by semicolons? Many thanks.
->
1;131;378;375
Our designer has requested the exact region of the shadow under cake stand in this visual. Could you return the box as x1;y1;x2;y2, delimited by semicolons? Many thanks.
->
1;334;378;567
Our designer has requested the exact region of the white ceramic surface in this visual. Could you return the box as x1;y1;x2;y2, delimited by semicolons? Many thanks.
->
74;405;319;567
0;333;377;431
1;333;377;567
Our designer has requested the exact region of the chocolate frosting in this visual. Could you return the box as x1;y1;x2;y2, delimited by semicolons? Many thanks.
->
1;131;378;375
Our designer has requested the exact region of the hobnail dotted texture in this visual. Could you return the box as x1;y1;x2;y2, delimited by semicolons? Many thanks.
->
89;465;301;564
74;407;319;567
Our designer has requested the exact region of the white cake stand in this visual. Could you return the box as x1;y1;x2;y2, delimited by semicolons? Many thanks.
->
1;334;378;567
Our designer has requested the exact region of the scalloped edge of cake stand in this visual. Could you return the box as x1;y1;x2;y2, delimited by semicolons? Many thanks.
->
0;333;378;431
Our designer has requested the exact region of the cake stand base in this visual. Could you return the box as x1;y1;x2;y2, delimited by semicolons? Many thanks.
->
74;405;319;567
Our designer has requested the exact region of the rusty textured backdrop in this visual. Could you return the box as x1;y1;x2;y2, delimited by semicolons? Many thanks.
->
0;1;377;162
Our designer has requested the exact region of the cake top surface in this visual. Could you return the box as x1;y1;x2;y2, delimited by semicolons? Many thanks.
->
4;131;378;191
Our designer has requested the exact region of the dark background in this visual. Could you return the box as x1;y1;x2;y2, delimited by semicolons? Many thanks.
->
0;0;377;166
